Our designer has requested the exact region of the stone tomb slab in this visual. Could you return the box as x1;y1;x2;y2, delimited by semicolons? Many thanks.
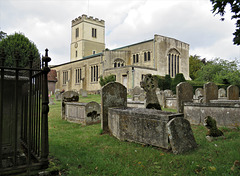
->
108;107;184;149
167;117;197;154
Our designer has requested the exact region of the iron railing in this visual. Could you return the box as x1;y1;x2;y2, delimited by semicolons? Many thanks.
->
0;49;51;175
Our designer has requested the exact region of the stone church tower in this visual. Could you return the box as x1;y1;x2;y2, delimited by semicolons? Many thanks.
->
70;14;105;61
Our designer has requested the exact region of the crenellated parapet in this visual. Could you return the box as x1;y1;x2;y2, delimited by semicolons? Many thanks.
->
72;14;105;26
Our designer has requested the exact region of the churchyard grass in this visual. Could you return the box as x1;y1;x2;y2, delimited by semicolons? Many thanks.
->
48;96;240;175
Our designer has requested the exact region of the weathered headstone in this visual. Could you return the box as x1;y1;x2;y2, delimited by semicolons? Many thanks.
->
176;82;193;113
49;97;55;105
195;88;204;99
218;88;226;98
167;117;197;154
85;101;101;125
164;89;173;98
61;91;79;120
203;82;218;103
101;82;127;132
156;88;166;108
80;89;88;97
55;90;62;101
140;74;161;110
227;85;239;100
132;86;145;101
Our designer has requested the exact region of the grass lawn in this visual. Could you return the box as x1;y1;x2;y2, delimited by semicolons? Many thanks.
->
47;94;240;175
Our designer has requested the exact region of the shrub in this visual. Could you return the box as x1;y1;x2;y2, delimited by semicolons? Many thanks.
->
171;73;186;93
99;75;116;87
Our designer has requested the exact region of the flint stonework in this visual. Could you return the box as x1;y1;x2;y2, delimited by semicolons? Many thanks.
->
101;82;127;132
176;82;193;113
167;117;197;154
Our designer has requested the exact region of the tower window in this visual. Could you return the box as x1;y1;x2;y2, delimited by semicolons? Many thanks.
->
76;28;79;38
92;28;97;38
75;51;78;58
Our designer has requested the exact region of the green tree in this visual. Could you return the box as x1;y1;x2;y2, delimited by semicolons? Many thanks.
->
171;73;186;94
210;0;240;45
196;58;240;86
0;31;7;41
0;32;40;67
189;55;204;80
99;74;116;87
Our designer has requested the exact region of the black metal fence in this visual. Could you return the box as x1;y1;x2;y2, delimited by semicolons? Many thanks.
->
0;49;51;175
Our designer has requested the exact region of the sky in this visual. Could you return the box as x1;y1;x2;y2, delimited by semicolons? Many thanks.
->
1;0;239;65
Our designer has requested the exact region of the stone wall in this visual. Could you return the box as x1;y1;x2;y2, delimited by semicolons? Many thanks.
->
184;102;240;128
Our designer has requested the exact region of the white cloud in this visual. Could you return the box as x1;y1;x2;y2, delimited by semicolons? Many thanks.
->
1;0;239;65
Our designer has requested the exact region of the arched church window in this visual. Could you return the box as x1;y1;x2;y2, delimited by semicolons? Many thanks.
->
114;58;125;68
168;49;180;78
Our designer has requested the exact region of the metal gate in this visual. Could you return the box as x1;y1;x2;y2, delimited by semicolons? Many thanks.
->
0;49;51;175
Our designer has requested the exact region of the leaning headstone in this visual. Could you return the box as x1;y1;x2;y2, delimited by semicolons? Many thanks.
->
167;117;197;154
156;88;166;108
164;89;173;98
140;74;161;110
195;88;204;99
227;85;239;100
101;82;127;132
218;88;226;98
176;82;193;113
203;82;218;103
61;91;79;120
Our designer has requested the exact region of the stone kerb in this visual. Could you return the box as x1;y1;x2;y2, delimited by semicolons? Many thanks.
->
61;91;79;120
176;82;193;113
227;85;239;100
101;82;127;132
167;117;197;154
218;88;226;98
203;82;218;103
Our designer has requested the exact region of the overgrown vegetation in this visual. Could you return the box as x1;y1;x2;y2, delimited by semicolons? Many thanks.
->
48;95;240;175
99;74;116;87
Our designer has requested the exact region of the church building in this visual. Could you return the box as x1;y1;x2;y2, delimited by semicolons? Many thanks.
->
52;14;190;93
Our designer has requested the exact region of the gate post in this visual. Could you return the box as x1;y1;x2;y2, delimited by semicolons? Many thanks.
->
41;49;51;163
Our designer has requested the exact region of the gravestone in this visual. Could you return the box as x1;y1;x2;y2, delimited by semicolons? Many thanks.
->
156;88;166;108
55;90;62;101
218;88;226;98
227;85;239;100
61;91;79;120
132;86;145;101
80;89;88;97
101;82;127;132
203;82;218;103
85;101;101;125
164;89;173;98
167;117;197;154
140;74;161;110
195;88;204;99
49;97;55;105
176;82;193;113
